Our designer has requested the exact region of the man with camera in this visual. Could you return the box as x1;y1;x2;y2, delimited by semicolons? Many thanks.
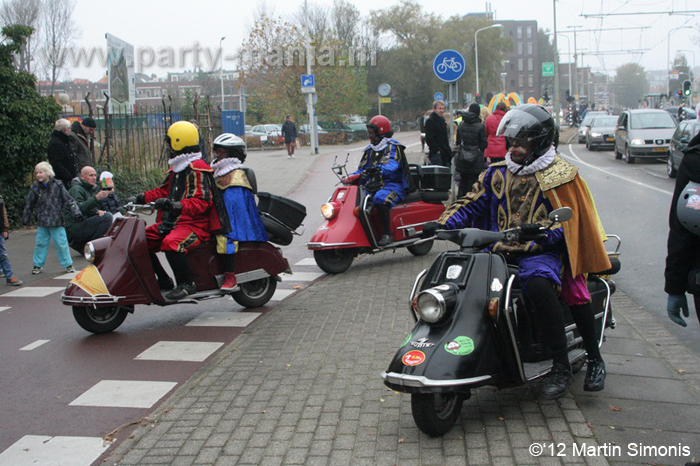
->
63;166;113;253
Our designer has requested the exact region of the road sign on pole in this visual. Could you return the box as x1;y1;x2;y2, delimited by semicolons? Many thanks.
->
434;92;445;101
542;62;554;77
301;74;315;93
433;50;466;83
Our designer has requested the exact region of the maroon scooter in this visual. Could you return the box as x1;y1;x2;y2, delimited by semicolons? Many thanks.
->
62;196;306;334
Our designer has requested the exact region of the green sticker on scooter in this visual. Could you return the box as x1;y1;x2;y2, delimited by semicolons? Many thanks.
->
445;336;474;355
401;333;412;347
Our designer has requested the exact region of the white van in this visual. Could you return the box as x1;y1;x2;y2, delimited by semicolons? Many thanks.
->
613;109;678;164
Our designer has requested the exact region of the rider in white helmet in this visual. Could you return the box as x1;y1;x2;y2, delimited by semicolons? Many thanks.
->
211;133;269;291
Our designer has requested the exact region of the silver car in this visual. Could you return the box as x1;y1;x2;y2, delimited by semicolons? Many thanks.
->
613;109;678;164
585;116;618;151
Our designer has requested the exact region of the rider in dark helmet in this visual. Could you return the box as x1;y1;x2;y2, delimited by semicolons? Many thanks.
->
424;104;612;400
342;115;410;247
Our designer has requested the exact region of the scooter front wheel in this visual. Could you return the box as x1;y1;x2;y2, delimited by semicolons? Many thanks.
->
313;248;355;274
72;305;131;334
232;277;277;308
411;392;464;437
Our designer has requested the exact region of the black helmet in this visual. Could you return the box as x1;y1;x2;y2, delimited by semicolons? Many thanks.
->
496;104;556;157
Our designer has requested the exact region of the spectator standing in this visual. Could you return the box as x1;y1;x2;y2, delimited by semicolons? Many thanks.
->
424;100;452;166
70;116;96;171
0;194;23;285
455;103;488;197
418;111;429;154
47;119;78;187
485;101;509;162
281;115;298;159
64;166;113;253
22;162;81;274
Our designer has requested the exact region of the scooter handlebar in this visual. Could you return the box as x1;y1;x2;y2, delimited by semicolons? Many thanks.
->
124;202;156;216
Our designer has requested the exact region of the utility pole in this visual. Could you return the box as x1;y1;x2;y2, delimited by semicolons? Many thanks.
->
567;25;583;100
552;0;560;128
304;0;318;155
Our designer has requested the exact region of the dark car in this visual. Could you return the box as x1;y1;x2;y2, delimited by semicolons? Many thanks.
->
319;121;368;143
668;119;700;178
664;106;698;123
585;115;618;151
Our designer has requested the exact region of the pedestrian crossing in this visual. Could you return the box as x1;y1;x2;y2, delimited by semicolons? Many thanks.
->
0;258;325;466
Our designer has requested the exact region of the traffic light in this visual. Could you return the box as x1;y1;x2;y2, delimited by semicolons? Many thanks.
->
683;80;692;97
677;90;683;98
475;93;481;104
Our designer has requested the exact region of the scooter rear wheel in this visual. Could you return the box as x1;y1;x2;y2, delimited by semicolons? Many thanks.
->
232;277;277;308
313;249;355;274
72;305;131;334
411;392;464;437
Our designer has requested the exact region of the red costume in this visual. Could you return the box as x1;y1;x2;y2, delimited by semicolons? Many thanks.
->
144;157;214;253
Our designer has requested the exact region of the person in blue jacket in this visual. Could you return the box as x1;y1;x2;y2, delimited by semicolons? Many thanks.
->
342;115;410;246
210;133;269;291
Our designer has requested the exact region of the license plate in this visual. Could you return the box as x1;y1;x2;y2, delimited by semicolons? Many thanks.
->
605;137;614;142
652;147;667;153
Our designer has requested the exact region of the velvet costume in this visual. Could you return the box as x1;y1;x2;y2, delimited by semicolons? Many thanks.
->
351;138;410;207
144;155;214;253
438;154;611;303
212;168;269;254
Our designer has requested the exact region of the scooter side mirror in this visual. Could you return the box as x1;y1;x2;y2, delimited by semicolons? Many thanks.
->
548;207;572;223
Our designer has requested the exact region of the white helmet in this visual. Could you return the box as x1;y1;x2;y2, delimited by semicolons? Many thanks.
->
213;133;245;148
677;181;700;236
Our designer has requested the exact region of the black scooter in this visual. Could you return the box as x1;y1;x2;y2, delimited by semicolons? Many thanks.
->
381;207;621;437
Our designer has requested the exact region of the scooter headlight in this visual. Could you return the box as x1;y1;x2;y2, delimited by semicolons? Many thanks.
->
84;237;112;264
84;242;95;263
321;202;340;220
413;283;459;323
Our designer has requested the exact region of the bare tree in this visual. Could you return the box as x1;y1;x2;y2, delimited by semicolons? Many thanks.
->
294;2;330;43
0;0;42;73
331;0;360;46
41;0;79;93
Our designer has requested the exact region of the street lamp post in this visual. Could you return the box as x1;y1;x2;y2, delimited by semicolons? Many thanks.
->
475;24;502;98
219;36;226;110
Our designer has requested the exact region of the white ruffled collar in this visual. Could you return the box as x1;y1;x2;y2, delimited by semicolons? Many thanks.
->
211;157;243;178
505;146;556;176
368;137;390;152
168;152;202;173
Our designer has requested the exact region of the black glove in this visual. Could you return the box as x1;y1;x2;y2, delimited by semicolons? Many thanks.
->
74;212;84;222
154;198;173;211
126;193;145;205
422;221;441;238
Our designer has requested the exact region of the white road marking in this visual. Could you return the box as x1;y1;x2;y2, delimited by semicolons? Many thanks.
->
0;306;10;312
187;311;261;327
69;380;177;409
0;435;111;466
2;287;65;298
271;289;296;301
294;258;318;266
135;341;224;362
54;272;78;280
280;272;324;281
20;340;50;351
565;143;673;197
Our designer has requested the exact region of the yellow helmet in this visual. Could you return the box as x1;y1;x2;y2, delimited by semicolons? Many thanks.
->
167;121;199;152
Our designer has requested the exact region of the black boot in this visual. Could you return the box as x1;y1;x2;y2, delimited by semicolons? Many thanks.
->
376;203;392;246
164;251;196;300
150;253;174;290
583;359;606;392
541;363;573;400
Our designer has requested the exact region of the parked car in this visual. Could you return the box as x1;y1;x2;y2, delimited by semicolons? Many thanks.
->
585;115;619;151
577;111;608;142
251;124;284;146
668;119;700;178
663;106;697;122
319;120;368;143
613;109;678;164
298;123;328;135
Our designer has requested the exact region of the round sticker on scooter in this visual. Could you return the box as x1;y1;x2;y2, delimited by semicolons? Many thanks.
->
402;350;426;366
445;336;475;356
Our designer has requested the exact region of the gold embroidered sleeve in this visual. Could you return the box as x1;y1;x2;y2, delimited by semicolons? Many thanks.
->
535;155;578;191
215;170;253;191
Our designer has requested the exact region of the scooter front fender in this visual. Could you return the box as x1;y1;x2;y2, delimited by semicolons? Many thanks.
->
62;216;160;306
307;185;370;250
382;252;511;393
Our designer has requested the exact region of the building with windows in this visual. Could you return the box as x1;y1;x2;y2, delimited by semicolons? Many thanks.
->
499;20;541;102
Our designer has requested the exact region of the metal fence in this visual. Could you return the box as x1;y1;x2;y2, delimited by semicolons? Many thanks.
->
61;98;223;174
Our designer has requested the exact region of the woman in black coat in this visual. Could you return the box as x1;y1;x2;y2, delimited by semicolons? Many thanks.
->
455;103;488;197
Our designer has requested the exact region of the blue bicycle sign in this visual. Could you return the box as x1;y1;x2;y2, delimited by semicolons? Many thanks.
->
433;49;465;83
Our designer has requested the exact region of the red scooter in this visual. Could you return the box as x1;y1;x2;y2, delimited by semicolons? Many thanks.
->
62;192;306;334
307;154;451;274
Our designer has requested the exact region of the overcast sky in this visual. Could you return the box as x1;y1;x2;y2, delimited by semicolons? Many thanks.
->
66;0;699;81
